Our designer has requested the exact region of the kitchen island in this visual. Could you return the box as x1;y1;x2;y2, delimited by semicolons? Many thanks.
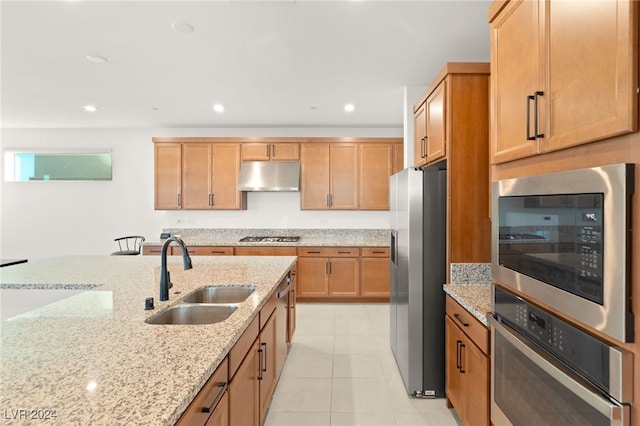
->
0;255;296;425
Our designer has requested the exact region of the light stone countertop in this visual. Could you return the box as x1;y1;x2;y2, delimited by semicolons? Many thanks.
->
145;228;390;248
0;255;296;425
443;284;492;326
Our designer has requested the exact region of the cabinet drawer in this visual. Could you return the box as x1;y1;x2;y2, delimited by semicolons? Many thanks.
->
234;247;297;256
229;315;259;380
446;295;489;355
176;357;229;426
297;247;360;257
142;246;162;255
361;247;389;257
188;246;234;256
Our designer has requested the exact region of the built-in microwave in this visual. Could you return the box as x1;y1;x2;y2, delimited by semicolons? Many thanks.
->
492;163;635;343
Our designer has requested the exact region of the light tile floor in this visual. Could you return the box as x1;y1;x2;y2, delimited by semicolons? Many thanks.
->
264;303;463;426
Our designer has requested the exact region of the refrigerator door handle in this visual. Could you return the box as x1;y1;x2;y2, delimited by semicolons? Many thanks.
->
390;231;398;267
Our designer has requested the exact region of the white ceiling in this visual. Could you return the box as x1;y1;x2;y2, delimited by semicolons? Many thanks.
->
0;0;491;129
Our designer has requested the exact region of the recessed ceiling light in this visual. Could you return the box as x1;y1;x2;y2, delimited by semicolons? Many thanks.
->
309;106;318;110
213;104;225;113
83;105;98;112
86;55;108;64
344;103;355;112
171;22;194;34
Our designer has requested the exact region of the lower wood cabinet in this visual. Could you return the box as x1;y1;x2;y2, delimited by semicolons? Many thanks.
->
445;296;490;426
297;247;360;299
227;293;283;426
228;338;260;426
360;248;390;299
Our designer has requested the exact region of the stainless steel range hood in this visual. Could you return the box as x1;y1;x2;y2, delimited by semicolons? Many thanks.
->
237;161;300;191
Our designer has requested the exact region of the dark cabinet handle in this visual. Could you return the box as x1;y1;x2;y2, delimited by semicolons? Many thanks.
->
257;348;264;380
271;144;276;158
266;145;270;157
526;95;536;141
459;343;466;374
454;313;469;327
210;194;214;206
456;340;462;370
534;91;544;138
201;382;227;413
177;194;181;207
261;342;268;372
307;251;321;254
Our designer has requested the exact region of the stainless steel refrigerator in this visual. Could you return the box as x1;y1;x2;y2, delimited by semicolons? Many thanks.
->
390;166;447;397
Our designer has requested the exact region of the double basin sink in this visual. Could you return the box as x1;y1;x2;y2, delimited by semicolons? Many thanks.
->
145;285;256;325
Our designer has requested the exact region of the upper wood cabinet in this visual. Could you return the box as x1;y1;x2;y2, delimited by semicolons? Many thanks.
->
489;0;639;164
413;63;492;273
425;80;447;164
359;144;393;210
154;137;402;211
393;143;404;173
413;63;487;169
154;143;182;210
300;143;358;210
182;143;245;210
413;102;428;167
154;141;246;210
241;142;299;161
414;79;447;167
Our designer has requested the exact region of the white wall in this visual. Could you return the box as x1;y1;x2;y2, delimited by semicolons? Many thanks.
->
0;126;401;260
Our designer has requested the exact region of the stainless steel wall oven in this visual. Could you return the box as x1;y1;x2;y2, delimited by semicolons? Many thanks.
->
492;163;635;343
490;286;633;426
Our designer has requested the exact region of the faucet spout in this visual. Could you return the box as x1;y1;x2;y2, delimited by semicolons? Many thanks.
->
159;236;193;301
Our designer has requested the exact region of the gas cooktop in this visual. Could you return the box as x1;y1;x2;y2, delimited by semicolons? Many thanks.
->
238;236;301;243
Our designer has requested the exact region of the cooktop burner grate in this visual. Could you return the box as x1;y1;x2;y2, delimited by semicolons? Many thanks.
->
238;236;301;243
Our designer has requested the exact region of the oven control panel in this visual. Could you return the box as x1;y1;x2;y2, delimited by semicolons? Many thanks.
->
513;303;565;352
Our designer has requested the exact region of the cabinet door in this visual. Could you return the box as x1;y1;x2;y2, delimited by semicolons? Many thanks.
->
426;80;447;164
211;144;243;210
393;143;404;174
228;338;260;426
259;312;277;424
359;144;392;210
329;144;359;209
490;0;542;164
413;102;427;167
542;0;638;152
328;257;359;297
300;144;331;209
211;144;243;209
204;392;228;426
445;316;466;421
297;257;328;297
271;143;299;161
187;246;234;256
155;143;182;210
360;256;389;298
464;338;490;426
241;143;271;161
182;144;212;209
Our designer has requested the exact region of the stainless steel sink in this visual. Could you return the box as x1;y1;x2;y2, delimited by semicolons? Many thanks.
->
145;304;237;325
182;285;256;304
